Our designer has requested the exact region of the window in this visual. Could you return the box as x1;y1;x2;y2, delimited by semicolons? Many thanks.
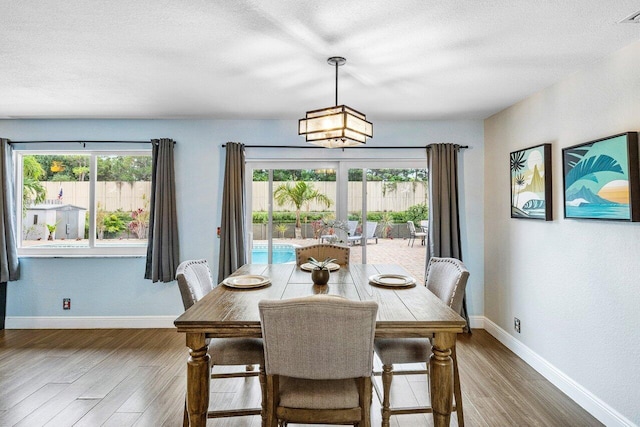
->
246;157;428;282
17;150;152;256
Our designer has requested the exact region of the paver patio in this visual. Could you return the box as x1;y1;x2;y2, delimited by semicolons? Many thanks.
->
258;237;428;284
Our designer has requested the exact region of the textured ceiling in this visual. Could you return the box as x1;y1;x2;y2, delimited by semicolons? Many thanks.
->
1;1;639;120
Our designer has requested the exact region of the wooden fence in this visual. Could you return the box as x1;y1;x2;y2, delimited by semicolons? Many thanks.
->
43;180;427;214
252;181;427;212
43;182;151;212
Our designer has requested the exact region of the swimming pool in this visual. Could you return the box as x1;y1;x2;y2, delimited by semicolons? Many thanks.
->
251;244;298;264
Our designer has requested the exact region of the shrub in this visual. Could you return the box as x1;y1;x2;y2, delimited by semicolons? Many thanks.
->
405;203;429;223
252;211;331;223
366;212;383;222
253;211;268;224
389;211;408;222
253;206;428;228
103;213;128;238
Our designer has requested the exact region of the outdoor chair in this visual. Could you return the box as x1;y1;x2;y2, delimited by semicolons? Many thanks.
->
259;295;379;427
347;220;358;238
295;243;350;266
176;259;266;425
373;257;470;427
348;221;379;245
406;220;427;247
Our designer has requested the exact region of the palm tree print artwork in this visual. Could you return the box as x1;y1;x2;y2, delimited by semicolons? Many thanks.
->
562;132;639;221
510;144;552;220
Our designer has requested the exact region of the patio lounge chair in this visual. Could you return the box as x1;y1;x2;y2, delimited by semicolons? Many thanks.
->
348;221;378;245
347;220;358;237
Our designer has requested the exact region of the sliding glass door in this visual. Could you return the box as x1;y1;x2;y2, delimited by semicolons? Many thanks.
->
248;164;338;264
347;166;428;281
246;159;427;282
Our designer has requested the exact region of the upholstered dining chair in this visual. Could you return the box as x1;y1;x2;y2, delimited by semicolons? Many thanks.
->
406;220;427;247
373;257;470;427
295;243;350;266
176;259;266;426
259;295;379;427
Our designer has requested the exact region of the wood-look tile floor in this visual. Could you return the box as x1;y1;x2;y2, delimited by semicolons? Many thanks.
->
0;328;602;426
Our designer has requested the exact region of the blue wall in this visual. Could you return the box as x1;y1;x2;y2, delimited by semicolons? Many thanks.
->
1;119;484;319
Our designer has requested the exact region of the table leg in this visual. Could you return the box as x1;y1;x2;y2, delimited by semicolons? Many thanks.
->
186;333;210;427
430;332;456;427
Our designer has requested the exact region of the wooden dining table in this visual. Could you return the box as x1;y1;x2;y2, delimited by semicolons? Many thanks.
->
174;263;466;427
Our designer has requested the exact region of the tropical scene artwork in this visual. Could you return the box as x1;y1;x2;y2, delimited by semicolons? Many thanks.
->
510;144;552;220
562;132;639;221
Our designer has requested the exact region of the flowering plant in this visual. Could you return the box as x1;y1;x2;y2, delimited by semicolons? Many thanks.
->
129;195;150;239
318;219;349;235
129;207;150;239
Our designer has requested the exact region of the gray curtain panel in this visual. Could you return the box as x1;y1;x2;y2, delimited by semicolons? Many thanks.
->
426;143;470;331
0;139;19;283
217;142;246;283
1;139;19;329
145;138;180;283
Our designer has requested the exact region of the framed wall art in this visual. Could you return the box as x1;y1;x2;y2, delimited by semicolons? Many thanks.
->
562;132;639;221
510;143;552;220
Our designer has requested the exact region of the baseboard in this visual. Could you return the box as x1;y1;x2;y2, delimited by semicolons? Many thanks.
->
5;315;177;329
468;315;484;329
483;317;636;427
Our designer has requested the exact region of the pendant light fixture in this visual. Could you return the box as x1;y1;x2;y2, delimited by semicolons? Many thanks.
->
298;57;373;148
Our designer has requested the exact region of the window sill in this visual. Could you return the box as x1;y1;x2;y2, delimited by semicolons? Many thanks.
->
18;253;146;259
18;246;147;258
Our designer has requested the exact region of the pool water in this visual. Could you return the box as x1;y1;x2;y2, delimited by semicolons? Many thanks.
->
251;244;297;264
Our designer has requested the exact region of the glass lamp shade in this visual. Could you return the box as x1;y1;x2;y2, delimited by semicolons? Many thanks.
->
299;105;373;148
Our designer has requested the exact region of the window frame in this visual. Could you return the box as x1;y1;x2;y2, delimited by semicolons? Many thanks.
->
15;149;151;258
245;158;427;264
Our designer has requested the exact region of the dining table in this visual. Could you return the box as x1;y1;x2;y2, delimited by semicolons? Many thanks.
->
174;262;466;427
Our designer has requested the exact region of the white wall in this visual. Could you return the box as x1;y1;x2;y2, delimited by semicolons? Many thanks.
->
1;119;484;323
485;41;640;425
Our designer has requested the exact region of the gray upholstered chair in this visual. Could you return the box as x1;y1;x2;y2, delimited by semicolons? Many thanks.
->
406;220;427;247
295;243;350;266
373;257;470;427
259;295;378;427
176;259;266;425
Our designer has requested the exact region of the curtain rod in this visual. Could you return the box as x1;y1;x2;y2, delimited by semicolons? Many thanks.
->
222;144;468;149
9;139;175;145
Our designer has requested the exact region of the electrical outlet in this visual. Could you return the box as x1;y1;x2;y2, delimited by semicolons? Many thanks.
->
63;298;71;310
514;317;521;333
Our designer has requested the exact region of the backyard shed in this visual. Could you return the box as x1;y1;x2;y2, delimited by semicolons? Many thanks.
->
25;203;87;241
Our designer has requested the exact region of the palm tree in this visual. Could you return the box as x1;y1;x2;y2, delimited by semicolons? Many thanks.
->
273;181;332;237
275;223;288;239
510;151;526;206
564;150;623;190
